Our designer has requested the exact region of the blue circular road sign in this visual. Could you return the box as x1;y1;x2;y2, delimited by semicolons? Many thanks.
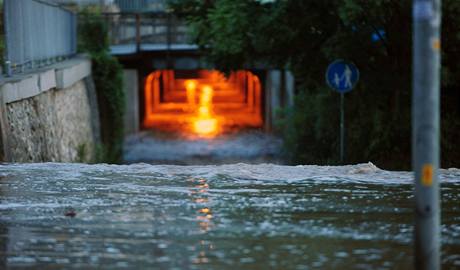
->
326;60;359;93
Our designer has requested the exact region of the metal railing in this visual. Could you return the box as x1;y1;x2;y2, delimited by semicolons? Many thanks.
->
52;0;108;5
114;0;167;12
48;0;167;12
79;12;191;54
3;0;77;75
98;12;191;52
0;11;5;73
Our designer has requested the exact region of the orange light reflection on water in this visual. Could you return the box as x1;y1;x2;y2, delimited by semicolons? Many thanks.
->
187;177;214;265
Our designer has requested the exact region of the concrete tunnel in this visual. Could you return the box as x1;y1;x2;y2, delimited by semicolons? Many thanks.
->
122;67;295;137
143;69;263;136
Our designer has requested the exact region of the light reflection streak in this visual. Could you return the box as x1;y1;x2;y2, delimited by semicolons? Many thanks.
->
188;178;214;265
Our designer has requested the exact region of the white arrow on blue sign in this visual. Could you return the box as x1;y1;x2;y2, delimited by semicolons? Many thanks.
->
326;60;359;93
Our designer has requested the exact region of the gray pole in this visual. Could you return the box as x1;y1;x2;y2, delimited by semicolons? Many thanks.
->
413;0;441;269
340;93;345;164
3;0;12;76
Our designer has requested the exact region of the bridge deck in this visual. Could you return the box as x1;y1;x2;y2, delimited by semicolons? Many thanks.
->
110;44;199;55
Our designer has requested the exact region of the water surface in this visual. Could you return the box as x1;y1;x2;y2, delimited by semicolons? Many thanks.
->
0;163;459;269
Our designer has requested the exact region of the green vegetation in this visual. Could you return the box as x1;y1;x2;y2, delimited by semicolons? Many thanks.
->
76;143;88;163
78;8;125;164
170;0;460;169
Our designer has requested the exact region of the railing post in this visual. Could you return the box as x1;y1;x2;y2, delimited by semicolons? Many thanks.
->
166;12;172;69
3;0;12;76
135;13;141;53
71;11;77;55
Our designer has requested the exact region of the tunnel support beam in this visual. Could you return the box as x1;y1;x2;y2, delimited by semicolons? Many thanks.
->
264;70;295;132
412;0;441;269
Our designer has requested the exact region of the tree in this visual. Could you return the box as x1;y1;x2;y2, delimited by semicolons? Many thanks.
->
170;0;460;169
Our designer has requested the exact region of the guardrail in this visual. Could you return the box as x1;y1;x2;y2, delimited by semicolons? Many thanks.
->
98;12;190;52
3;0;77;75
114;0;167;12
52;0;167;11
0;12;5;74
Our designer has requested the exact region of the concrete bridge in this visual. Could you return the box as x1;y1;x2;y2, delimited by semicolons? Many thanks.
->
103;12;295;135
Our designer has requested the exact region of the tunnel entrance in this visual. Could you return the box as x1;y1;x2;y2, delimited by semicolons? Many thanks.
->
143;70;263;137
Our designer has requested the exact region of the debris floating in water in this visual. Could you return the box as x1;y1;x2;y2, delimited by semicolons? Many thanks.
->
64;210;76;218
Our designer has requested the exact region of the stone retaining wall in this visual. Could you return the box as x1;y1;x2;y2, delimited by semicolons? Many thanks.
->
0;56;100;163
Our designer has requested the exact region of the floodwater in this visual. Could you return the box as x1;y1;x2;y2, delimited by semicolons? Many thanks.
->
123;130;284;165
0;162;459;269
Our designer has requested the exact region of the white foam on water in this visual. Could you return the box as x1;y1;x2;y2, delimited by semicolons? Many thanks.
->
1;162;459;185
0;161;457;270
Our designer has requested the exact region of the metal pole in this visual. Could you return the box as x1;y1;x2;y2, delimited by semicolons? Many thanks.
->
3;0;12;76
413;0;441;269
340;92;345;164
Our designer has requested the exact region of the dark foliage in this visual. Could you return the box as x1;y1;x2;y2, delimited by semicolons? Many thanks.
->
170;0;460;169
78;9;125;163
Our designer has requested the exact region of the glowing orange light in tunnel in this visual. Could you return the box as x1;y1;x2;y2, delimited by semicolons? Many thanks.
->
143;70;263;135
192;85;219;137
185;79;197;111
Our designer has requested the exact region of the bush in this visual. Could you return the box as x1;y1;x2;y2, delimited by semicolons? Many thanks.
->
78;9;125;164
78;9;109;54
276;89;339;165
91;52;125;163
276;75;413;169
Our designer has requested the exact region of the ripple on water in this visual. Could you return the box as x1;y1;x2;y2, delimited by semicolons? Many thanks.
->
0;163;459;269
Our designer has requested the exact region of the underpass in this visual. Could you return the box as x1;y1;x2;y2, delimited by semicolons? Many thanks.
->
99;11;294;164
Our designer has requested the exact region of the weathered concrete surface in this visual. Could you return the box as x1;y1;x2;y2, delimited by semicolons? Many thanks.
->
123;69;139;135
264;70;294;132
5;80;96;162
0;56;99;163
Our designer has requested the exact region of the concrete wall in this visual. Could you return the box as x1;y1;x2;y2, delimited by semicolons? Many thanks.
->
264;70;295;131
0;56;100;163
123;69;139;135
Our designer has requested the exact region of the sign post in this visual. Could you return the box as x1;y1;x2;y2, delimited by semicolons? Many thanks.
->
340;92;345;163
326;60;359;164
413;0;441;269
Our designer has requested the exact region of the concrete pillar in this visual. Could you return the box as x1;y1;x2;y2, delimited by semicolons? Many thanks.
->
264;70;282;131
284;70;295;108
84;76;101;147
123;69;139;135
264;69;295;131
